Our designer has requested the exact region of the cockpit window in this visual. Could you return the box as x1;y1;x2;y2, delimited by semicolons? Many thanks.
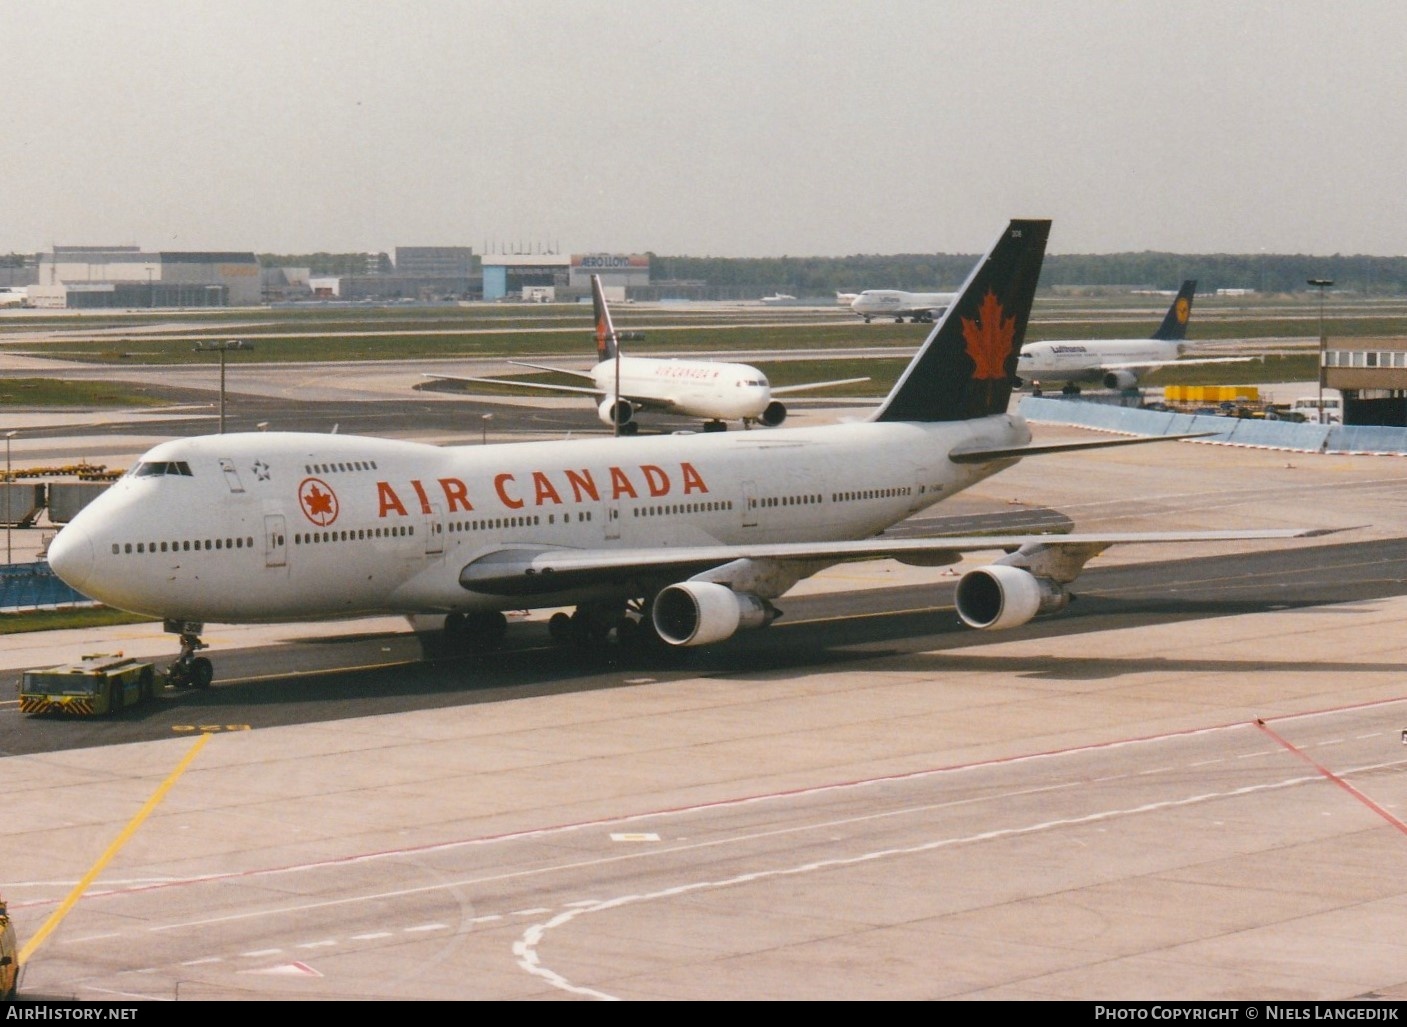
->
133;461;193;477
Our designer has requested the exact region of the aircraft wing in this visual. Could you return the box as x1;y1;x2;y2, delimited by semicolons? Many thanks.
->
423;373;607;398
458;528;1338;597
423;372;683;413
506;360;597;381
1099;356;1257;371
769;377;871;396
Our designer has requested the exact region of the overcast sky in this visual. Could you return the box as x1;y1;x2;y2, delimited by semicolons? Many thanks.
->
4;0;1402;258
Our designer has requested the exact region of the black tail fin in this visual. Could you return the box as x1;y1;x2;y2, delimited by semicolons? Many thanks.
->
1150;280;1197;341
873;219;1050;423
591;274;618;362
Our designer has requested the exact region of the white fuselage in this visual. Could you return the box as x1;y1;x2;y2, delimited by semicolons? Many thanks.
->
850;290;955;320
590;355;773;421
1016;339;1184;386
48;416;1027;624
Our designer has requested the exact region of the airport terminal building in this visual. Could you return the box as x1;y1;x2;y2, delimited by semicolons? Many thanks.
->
1324;338;1407;426
481;253;650;301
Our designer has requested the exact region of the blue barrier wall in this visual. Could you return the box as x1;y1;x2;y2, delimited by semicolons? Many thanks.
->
1327;425;1407;454
1019;397;1405;455
0;561;92;612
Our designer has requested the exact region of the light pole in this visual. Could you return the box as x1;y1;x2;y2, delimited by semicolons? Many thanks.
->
4;431;15;565
481;413;493;445
1308;279;1334;423
193;340;251;433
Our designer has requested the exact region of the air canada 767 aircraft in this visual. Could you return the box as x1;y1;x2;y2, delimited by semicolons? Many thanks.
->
426;274;867;433
48;220;1328;688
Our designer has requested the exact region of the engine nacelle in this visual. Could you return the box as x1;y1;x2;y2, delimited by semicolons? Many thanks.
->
759;400;787;427
598;397;635;429
651;582;778;647
1102;369;1139;391
954;564;1070;630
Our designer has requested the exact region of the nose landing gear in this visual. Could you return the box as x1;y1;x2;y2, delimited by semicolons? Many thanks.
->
164;620;213;689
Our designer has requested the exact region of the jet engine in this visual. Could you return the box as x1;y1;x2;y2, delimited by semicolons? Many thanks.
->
758;400;787;427
1102;369;1139;391
953;564;1070;630
598;397;635;429
650;582;779;647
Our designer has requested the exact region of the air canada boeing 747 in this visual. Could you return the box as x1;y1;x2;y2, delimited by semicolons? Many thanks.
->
47;221;1329;688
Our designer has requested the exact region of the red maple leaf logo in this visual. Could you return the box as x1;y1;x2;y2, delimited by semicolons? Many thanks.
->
961;289;1016;380
298;478;339;526
306;487;333;515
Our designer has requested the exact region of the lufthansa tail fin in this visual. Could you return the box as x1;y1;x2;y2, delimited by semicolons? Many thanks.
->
873;219;1050;423
1150;280;1197;342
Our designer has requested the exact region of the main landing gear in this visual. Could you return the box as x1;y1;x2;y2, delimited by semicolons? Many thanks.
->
441;610;508;653
164;620;213;689
547;599;670;657
432;601;676;664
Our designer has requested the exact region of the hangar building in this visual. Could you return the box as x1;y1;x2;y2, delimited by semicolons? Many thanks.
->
29;246;260;308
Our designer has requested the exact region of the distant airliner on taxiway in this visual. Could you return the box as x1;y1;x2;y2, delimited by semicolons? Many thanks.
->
1015;280;1249;393
426;275;867;433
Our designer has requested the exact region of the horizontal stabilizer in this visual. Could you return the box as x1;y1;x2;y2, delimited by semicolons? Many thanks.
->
947;432;1216;464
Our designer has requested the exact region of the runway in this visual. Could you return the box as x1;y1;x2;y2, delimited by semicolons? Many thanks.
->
4;353;1407;1001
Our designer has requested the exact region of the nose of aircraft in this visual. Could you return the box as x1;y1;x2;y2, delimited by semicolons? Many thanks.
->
47;522;95;593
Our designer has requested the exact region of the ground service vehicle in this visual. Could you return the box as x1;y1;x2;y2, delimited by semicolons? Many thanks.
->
1292;393;1343;425
18;652;158;715
1;896;17;998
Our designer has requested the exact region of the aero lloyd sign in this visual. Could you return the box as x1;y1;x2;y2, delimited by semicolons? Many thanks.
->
572;254;649;270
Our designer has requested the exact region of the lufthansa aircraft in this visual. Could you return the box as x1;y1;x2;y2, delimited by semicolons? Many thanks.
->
850;288;957;323
426;275;867;433
48;221;1327;689
1015;280;1250;393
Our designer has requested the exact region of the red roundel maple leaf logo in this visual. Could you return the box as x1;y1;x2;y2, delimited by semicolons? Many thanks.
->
961;289;1016;380
298;477;339;526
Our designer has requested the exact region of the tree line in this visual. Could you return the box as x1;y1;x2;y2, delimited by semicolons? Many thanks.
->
646;252;1407;297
